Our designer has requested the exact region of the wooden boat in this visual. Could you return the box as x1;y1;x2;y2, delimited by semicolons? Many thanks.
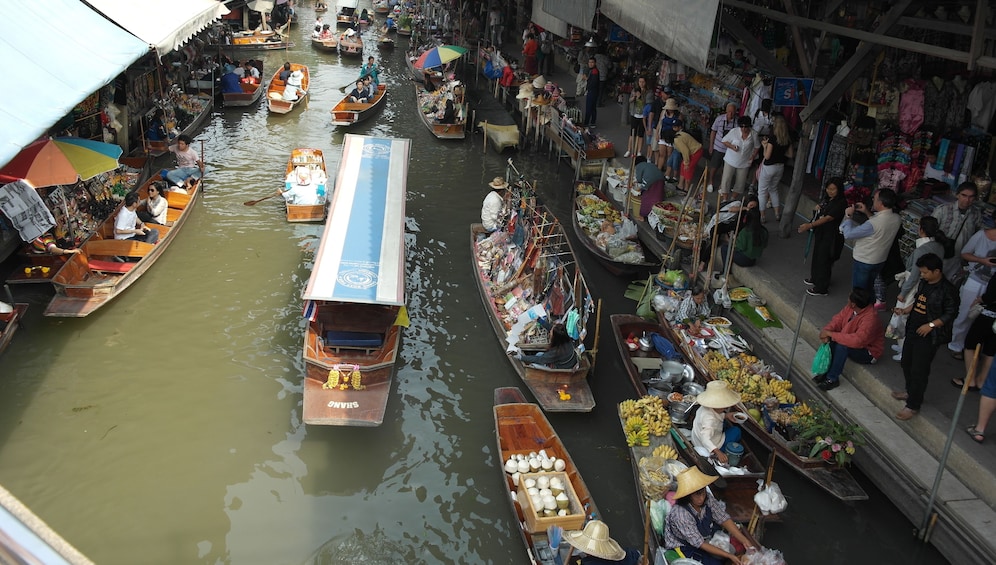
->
405;51;438;83
266;64;309;114
471;192;595;412
338;29;363;56
44;178;200;317
283;148;329;223
330;84;387;126
415;85;467;140
0;302;28;356
310;34;339;52
479;122;520;153
396;25;412;37
373;0;390;14
377;36;395;49
143;95;213;156
494;387;599;564
572;184;658;276
335;0;358;27
223;60;265;107
301;134;410;426
315;1;329;13
218;30;294;50
653;311;870;501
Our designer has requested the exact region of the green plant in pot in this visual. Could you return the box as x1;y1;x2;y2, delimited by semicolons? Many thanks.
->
398;15;412;30
792;407;864;466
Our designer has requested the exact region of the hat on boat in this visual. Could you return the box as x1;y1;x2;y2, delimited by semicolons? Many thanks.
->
489;177;509;190
287;70;304;86
664;98;679;111
532;75;548;89
696;380;742;409
564;520;626;561
674;466;718;499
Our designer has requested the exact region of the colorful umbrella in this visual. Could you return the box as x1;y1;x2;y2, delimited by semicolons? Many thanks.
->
413;45;468;70
0;137;123;188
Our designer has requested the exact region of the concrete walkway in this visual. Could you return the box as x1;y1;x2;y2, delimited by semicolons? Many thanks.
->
493;47;996;564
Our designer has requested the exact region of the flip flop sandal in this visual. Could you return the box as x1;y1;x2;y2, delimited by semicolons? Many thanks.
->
966;426;985;443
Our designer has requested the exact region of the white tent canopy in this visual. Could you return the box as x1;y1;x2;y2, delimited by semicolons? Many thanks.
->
86;0;230;56
0;0;150;169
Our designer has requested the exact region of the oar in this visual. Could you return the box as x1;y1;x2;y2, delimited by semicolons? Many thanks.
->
338;71;372;92
243;192;280;206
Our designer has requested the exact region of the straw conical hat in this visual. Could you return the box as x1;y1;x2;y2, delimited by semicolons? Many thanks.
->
564;520;625;561
696;380;741;409
674;466;718;499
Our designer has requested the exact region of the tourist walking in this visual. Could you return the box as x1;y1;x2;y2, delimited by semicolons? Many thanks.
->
800;177;847;296
931;182;981;283
707;103;738;192
947;217;996;360
839;188;901;302
719;116;760;201
756;115;794;223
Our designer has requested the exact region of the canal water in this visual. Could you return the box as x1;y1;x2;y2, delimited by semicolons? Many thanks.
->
0;13;947;565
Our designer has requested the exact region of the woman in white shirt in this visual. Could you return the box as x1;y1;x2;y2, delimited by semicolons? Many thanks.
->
138;181;169;225
691;381;743;465
719;115;760;200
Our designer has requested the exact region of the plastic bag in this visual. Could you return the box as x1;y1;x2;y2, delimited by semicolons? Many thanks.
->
753;480;787;515
709;531;733;554
741;545;787;565
885;311;906;340
618;217;638;240
811;342;831;376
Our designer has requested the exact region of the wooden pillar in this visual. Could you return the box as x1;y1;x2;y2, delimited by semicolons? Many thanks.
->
778;120;814;238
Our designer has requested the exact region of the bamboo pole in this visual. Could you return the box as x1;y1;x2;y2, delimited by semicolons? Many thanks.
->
589;298;603;370
483;120;488;153
688;173;709;282
704;186;724;281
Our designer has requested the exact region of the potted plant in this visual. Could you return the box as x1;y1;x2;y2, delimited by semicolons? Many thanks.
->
792;407;864;467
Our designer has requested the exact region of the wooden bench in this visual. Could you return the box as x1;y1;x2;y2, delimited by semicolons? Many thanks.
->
167;190;191;210
322;330;384;353
83;239;156;274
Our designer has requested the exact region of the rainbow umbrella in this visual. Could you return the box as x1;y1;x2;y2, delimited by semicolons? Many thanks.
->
413;44;468;69
0;137;123;188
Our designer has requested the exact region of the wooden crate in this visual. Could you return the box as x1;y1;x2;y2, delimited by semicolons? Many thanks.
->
516;471;585;534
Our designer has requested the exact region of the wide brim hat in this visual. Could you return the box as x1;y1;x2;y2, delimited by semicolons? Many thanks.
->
697;380;741;408
674;466;718;499
564;520;626;561
516;83;534;99
489;177;509;190
664;98;679;111
287;70;303;86
532;75;548;89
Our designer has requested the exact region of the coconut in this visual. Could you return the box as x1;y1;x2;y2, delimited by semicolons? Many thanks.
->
504;459;518;474
558;509;568;516
529;458;541;472
524;478;537;490
517;459;530;474
536;476;550;489
556;492;570;509
543;496;558;511
541;459;554;471
511;472;520;486
554;459;566;472
539;488;552;498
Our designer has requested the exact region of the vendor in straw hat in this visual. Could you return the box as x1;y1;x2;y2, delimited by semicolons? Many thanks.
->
664;467;756;564
481;177;509;232
691;380;743;465
564;520;642;564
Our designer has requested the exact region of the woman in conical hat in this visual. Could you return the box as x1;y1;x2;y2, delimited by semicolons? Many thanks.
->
663;467;756;564
691;380;743;465
564;520;642;564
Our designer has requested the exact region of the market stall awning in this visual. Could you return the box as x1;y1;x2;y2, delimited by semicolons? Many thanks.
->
540;0;596;32
600;0;720;72
0;0;150;170
85;0;230;56
531;0;568;38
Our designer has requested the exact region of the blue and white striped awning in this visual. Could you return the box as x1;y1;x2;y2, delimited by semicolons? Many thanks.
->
303;135;409;306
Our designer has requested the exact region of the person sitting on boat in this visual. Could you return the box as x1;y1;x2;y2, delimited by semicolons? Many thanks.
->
438;99;457;124
30;231;80;256
481;176;508;232
220;69;242;94
279;166;327;205
362;75;378;100
691;380;743;466
138;181;169;225
359;8;370;23
320;24;333;39
115;192;159;245
361;56;381;87
510;324;579;370
242;61;260;84
166;134;204;186
675;282;711;330
563;520;643;564
146;110;169;142
382;15;395;32
283;70;306;101
278;62;293;82
664;467;756;565
347;80;369;103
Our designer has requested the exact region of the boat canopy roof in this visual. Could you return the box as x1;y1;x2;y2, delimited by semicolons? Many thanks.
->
337;0;360;9
304;135;409;306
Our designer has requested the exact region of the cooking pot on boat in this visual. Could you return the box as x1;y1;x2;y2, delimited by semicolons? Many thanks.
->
658;360;686;383
668;400;694;425
682;382;705;396
638;336;652;351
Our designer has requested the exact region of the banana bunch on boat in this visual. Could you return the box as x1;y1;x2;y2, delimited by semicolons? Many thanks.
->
769;378;796;404
619;396;672;438
652;444;678;460
624;416;650;447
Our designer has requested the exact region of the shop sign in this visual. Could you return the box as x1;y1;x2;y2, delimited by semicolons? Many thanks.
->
773;77;814;107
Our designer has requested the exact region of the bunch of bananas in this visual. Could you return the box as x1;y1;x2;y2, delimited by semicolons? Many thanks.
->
769;379;796;404
704;350;734;373
788;402;813;425
619;396;672;437
624;417;650;447
652;444;677;460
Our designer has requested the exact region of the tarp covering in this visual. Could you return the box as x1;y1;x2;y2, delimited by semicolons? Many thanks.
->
531;0;568;38
541;0;596;32
600;0;720;72
86;0;230;56
0;0;150;169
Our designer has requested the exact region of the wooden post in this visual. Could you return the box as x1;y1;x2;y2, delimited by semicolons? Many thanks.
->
778;120;813;238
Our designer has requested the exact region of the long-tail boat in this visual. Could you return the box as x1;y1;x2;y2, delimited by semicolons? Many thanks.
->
283;148;329;223
301;134;410;426
44;178;199;317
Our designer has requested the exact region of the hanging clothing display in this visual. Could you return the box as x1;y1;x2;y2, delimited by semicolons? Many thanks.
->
967;81;996;131
946;76;971;132
898;79;924;135
0;180;56;241
922;77;947;131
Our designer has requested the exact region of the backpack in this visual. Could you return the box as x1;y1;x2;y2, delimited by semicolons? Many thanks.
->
540;33;553;54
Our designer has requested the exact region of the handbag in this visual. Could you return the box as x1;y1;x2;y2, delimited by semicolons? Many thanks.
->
943;214;969;259
811;342;831;375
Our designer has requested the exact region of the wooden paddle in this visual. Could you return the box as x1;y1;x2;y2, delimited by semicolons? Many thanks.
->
338;70;373;92
243;192;280;206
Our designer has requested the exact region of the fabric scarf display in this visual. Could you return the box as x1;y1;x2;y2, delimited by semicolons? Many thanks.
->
0;180;55;242
876;128;912;192
902;129;936;192
898;79;924;135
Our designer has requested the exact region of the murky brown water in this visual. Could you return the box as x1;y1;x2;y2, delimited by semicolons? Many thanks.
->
0;7;947;565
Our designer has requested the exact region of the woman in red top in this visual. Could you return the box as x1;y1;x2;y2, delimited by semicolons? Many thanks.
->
522;33;538;75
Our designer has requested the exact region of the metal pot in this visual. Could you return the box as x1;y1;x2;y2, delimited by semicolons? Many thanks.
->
638;336;652;351
658;360;686;385
682;382;705;396
668;400;693;425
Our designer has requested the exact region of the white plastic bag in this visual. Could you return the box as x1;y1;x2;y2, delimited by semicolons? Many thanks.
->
709;531;734;554
618;217;639;239
753;480;787;515
741;545;787;565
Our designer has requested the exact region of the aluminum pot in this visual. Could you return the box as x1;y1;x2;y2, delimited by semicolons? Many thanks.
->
658;360;686;385
668;400;693;424
682;382;705;396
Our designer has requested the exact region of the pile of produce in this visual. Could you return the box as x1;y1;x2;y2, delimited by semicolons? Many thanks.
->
704;351;796;405
619;396;672;446
651;202;693;232
576;195;622;225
